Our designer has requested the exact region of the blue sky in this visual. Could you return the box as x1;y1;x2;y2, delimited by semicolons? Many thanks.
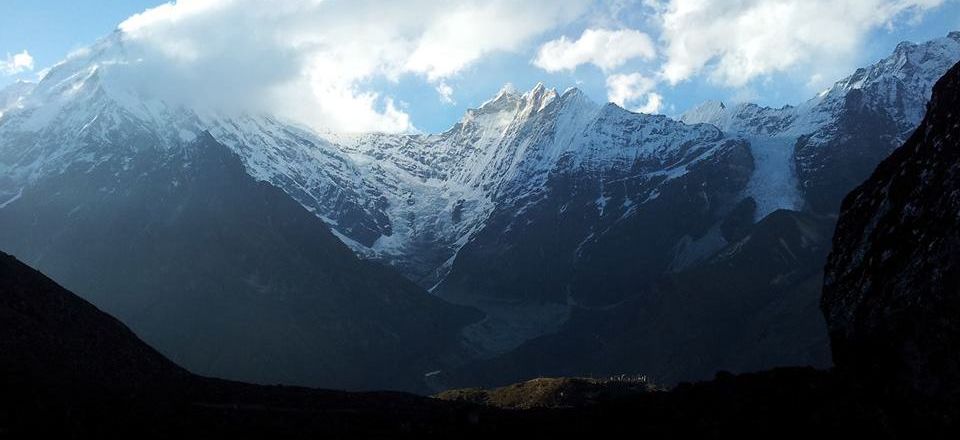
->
0;1;160;77
3;0;960;133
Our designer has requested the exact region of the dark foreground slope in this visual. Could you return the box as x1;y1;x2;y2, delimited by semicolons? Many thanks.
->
0;245;947;437
0;250;188;397
0;249;499;438
0;250;907;438
824;60;960;402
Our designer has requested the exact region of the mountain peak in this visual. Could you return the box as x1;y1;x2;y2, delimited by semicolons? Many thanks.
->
476;84;521;112
679;100;729;126
529;81;547;94
558;87;598;112
561;87;584;99
680;31;960;136
520;82;558;113
472;82;561;118
493;83;519;98
823;30;960;127
893;40;916;55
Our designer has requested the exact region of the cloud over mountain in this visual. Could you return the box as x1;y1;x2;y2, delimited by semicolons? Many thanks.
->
533;28;656;72
115;0;590;132
656;0;945;87
0;50;33;76
28;0;952;132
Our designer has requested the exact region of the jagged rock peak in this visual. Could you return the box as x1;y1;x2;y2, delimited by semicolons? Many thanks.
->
519;82;559;113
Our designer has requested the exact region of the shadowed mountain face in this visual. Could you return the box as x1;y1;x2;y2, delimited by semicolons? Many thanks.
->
442;209;833;388
0;250;936;437
0;132;478;392
823;60;960;401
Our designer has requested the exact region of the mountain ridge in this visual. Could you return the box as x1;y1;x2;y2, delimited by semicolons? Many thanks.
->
3;30;960;391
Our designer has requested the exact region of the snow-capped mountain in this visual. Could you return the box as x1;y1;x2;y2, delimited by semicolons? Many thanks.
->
323;83;737;288
0;28;750;377
16;31;955;297
683;31;960;215
0;32;479;392
437;32;960;387
3;26;960;391
255;30;959;295
0;80;34;120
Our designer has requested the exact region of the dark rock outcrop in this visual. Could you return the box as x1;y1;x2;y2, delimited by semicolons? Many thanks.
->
823;60;960;401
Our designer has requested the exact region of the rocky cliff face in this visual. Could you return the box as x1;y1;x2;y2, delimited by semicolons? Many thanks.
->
823;60;960;401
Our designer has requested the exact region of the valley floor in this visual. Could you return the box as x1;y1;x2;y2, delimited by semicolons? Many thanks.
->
4;367;957;438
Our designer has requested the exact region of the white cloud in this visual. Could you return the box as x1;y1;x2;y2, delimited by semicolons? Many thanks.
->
657;0;945;87
533;28;656;72
636;92;662;114
606;72;661;113
113;0;590;133
606;72;654;105
436;81;455;105
405;1;590;81
1;50;34;76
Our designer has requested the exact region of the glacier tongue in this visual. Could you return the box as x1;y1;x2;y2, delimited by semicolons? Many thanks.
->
743;136;804;219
